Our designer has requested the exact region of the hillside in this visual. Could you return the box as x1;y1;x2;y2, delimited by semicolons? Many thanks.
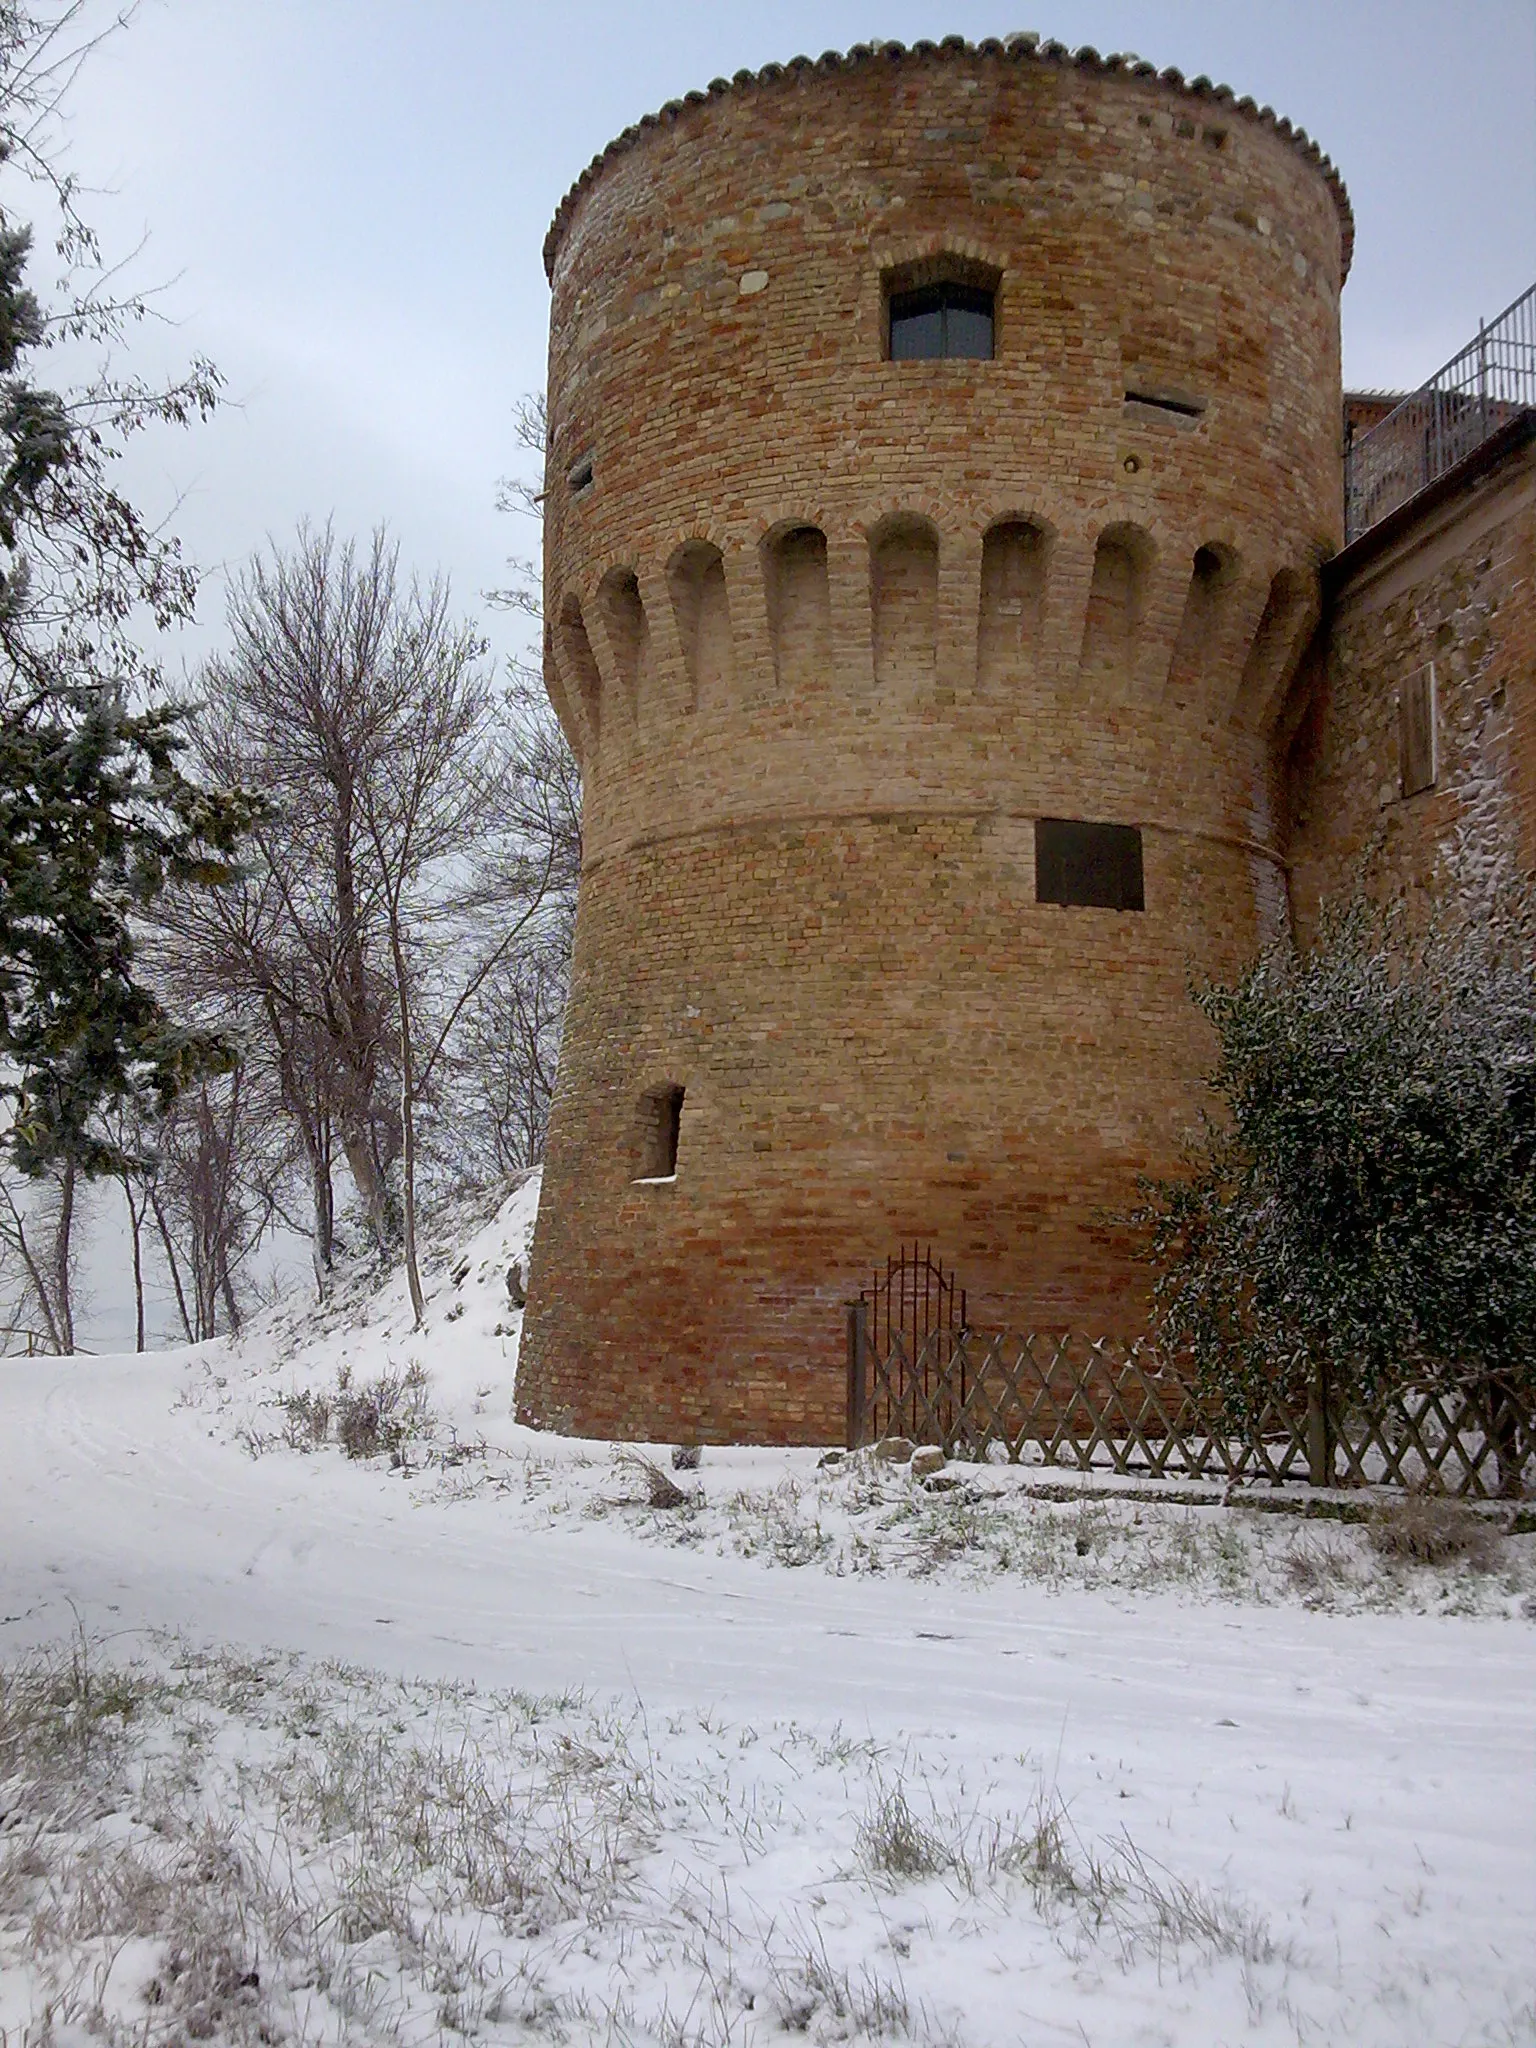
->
1;1176;1532;2047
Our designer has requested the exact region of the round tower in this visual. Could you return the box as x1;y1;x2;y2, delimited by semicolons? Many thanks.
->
518;35;1352;1443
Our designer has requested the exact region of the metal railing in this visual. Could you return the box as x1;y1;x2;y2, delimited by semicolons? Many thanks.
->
1344;281;1536;543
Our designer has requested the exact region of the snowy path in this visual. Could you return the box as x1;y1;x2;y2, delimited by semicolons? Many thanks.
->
3;1348;1534;2043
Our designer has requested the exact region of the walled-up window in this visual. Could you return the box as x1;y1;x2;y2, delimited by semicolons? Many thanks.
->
888;282;994;360
598;567;649;716
557;592;602;742
1035;819;1145;912
636;1085;684;1181
1166;542;1237;700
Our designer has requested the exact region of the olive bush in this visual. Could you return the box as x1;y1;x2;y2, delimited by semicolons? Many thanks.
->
1137;889;1536;1421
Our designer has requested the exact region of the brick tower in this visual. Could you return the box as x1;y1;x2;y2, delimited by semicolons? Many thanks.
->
517;35;1353;1443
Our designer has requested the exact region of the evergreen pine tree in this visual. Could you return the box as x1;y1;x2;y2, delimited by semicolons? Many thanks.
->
0;6;255;1181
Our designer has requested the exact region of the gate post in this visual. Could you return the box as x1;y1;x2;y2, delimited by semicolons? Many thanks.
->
1306;1357;1333;1487
846;1299;869;1451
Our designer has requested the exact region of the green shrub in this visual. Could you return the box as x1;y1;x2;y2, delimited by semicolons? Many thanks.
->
1136;890;1536;1422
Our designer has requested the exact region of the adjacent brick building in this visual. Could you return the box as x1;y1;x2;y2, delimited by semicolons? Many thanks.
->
516;34;1533;1445
1290;413;1536;928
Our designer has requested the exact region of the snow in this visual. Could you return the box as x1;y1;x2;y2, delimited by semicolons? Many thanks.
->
2;1170;1533;2045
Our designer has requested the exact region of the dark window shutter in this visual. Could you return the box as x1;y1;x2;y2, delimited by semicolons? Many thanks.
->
1035;819;1145;911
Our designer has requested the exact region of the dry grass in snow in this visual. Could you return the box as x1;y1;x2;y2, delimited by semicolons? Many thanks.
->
6;1634;1529;2048
375;1441;1532;1621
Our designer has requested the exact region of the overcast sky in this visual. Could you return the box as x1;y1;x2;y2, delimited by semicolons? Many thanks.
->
39;0;1534;679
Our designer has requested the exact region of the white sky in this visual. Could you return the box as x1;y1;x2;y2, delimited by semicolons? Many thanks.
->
38;0;1536;678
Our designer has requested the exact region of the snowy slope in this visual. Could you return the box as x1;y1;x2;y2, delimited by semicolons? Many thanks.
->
1;1174;1533;2046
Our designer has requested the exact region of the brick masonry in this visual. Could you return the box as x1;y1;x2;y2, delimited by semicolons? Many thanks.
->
517;38;1359;1444
1289;423;1536;929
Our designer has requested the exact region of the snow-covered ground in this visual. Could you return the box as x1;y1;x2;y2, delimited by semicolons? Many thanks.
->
2;1175;1533;2046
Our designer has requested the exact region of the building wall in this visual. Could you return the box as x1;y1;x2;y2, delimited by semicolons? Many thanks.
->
519;39;1351;1444
1289;425;1536;928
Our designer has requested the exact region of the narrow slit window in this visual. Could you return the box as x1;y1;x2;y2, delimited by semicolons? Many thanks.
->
889;283;994;361
1400;664;1437;797
568;454;594;496
636;1085;684;1181
1124;389;1205;419
1035;819;1145;911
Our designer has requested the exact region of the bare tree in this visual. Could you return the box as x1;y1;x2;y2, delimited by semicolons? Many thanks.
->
487;390;548;613
157;527;429;1269
354;653;564;1324
450;392;582;1184
447;677;580;1178
0;1156;77;1351
156;522;573;1319
147;1071;266;1341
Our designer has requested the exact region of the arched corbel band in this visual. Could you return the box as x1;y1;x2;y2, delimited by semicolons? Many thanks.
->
548;519;1319;759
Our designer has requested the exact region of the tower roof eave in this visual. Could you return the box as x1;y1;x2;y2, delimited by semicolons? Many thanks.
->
541;34;1355;287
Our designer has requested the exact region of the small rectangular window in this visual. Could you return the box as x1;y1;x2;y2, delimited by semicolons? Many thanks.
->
889;284;994;361
635;1085;684;1181
568;454;594;496
1035;819;1145;911
1400;664;1437;797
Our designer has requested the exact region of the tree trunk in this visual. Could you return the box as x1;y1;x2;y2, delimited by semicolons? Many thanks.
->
51;1158;76;1354
150;1189;195;1345
331;784;400;1254
122;1172;146;1353
339;1124;398;1253
268;999;337;1286
220;1264;242;1335
310;1128;334;1297
195;1241;217;1341
393;948;425;1328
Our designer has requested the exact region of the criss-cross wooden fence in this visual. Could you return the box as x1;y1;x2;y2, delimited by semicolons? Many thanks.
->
845;1253;1532;1499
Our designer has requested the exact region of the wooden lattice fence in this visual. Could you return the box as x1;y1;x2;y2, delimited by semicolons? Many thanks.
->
845;1255;1533;1500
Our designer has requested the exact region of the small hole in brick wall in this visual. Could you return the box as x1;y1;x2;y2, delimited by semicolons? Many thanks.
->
568;454;594;496
636;1085;684;1181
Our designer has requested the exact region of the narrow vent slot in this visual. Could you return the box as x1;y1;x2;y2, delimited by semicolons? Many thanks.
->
1124;389;1206;419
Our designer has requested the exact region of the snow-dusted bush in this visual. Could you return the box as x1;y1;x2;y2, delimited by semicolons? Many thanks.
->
1138;888;1536;1422
1367;1491;1504;1571
333;1362;433;1463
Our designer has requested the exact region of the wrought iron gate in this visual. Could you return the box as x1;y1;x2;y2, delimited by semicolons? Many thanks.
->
846;1244;967;1449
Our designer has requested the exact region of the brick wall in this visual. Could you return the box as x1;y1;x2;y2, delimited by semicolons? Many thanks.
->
1343;391;1406;441
1290;425;1536;930
519;40;1351;1444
